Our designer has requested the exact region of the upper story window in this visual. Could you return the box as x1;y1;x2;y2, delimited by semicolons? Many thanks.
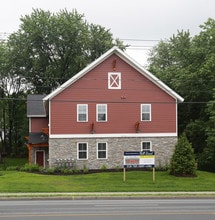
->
97;142;108;159
141;141;151;151
77;104;88;122
141;104;151;121
108;72;121;89
97;104;107;122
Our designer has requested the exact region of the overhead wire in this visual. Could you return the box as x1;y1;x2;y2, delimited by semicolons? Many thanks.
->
0;33;212;104
0;32;158;49
0;96;210;104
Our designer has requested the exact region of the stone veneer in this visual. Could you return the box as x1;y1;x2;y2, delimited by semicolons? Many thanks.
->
48;136;177;170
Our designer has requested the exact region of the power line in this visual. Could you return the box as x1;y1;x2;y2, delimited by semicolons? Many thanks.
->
2;75;215;82
0;32;161;42
0;97;209;104
120;38;160;42
0;32;159;47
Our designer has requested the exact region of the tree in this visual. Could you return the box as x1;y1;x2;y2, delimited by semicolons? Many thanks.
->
148;19;215;164
170;133;197;176
0;41;28;156
0;8;126;157
148;30;194;134
198;89;215;171
8;9;126;94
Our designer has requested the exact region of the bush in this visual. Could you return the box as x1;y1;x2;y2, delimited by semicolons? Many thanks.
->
20;163;40;172
101;164;107;171
170;133;197;177
83;164;89;173
5;166;20;171
0;158;27;170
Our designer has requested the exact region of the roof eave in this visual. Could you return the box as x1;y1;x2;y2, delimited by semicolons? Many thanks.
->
43;47;117;101
27;115;47;118
114;48;184;102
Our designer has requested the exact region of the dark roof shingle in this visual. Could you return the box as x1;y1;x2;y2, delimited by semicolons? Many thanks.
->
28;132;48;144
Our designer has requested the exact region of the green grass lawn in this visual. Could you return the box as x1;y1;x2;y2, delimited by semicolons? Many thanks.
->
0;158;215;193
0;170;215;193
0;158;28;170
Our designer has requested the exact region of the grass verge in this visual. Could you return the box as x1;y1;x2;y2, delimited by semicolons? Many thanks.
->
0;170;215;193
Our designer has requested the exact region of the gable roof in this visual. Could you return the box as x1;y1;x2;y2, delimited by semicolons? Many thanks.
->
44;46;184;102
27;94;47;117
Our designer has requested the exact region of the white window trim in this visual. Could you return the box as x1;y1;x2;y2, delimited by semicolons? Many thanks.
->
97;142;108;159
108;72;121;89
141;104;151;121
77;142;88;160
96;104;107;122
77;104;88;122
141;141;152;151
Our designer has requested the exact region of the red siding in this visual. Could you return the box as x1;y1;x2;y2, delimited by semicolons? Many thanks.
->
50;54;177;134
30;118;49;132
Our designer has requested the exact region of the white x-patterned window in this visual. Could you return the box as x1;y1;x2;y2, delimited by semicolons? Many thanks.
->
108;72;121;89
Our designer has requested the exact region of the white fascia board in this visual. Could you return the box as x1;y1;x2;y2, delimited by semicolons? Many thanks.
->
43;46;184;103
43;47;117;101
115;49;184;103
49;133;178;139
27;115;47;118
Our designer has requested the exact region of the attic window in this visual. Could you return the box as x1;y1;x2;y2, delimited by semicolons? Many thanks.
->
108;72;121;89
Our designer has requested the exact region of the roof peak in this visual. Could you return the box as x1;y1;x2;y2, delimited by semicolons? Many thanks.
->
43;46;184;102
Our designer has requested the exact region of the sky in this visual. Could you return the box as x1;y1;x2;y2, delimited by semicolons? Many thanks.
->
0;0;215;66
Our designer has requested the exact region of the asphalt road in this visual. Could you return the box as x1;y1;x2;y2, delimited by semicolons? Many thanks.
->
0;199;214;220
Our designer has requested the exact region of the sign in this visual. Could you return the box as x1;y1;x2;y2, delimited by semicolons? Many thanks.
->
124;151;155;168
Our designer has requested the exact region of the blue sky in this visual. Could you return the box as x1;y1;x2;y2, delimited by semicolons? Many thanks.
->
1;0;215;65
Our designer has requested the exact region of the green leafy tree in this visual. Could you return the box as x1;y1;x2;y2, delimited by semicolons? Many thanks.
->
0;41;28;156
1;9;126;157
170;133;197;176
148;30;194;133
148;19;215;165
8;9;126;94
199;89;215;171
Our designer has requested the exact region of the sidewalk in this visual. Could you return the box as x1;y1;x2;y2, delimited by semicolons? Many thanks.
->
0;192;215;199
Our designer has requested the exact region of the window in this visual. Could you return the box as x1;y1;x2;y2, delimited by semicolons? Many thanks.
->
141;104;151;121
77;104;88;122
97;104;107;122
141;141;151;151
108;72;121;89
77;143;88;160
97;142;107;159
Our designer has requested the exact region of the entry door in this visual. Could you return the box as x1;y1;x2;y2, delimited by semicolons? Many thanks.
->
36;151;44;167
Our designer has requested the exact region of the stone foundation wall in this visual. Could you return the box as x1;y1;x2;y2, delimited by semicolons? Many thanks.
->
49;136;177;170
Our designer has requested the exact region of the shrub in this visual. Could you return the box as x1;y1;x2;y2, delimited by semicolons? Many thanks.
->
20;163;40;172
83;164;89;173
5;166;20;171
170;133;197;177
62;168;73;175
101;164;107;171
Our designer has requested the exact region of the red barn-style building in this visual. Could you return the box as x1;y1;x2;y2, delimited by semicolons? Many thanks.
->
26;47;184;169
